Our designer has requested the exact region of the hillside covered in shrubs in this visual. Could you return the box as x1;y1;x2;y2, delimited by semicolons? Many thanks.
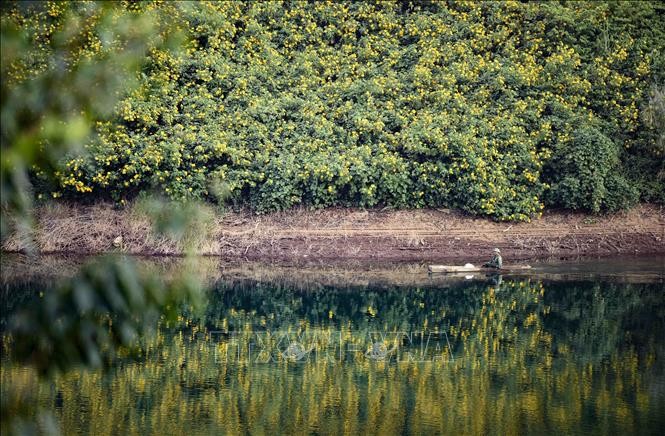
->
5;1;665;221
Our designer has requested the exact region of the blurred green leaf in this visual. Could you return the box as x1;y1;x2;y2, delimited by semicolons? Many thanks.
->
8;256;202;376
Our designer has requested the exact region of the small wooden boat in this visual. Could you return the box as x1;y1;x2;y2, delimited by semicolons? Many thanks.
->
428;264;532;273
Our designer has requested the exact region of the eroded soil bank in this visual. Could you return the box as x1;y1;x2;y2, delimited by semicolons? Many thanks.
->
1;203;663;262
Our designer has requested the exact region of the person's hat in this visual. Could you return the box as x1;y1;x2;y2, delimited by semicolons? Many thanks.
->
493;248;501;253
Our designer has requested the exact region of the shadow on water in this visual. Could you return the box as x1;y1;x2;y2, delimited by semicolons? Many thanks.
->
1;255;664;435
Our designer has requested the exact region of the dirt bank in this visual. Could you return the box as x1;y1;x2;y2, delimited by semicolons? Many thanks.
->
2;203;663;262
3;254;663;289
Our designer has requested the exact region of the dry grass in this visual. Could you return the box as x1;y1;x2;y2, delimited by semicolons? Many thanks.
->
2;200;221;255
1;202;663;259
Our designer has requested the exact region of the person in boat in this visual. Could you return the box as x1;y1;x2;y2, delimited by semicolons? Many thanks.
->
483;248;502;269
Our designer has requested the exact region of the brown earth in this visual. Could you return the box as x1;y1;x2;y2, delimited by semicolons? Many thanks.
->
1;202;663;262
217;204;664;263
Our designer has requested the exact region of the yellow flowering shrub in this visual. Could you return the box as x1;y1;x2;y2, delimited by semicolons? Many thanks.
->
7;1;664;220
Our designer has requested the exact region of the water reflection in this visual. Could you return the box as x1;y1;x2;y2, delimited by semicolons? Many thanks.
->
2;264;665;435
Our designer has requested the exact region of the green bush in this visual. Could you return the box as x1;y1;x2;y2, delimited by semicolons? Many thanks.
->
4;1;664;221
544;125;639;212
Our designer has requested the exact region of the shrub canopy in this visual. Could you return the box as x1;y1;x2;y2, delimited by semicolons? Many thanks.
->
4;1;664;220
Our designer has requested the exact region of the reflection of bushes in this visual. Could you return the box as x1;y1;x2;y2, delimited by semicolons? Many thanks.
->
542;281;665;360
202;278;665;364
3;279;664;435
0;281;44;332
204;280;489;333
6;256;202;376
5;271;663;367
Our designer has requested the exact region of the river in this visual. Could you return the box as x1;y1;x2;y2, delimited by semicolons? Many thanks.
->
1;256;664;435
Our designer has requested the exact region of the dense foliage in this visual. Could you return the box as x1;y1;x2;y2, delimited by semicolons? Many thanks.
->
1;0;182;237
4;1;664;220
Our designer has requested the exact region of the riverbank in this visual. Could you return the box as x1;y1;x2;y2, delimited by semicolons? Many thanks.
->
3;253;664;291
1;202;663;262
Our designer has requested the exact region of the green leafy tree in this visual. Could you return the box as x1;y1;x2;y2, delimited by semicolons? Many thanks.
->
1;0;180;236
1;3;207;434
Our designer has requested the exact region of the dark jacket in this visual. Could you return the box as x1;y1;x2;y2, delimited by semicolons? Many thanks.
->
483;253;502;269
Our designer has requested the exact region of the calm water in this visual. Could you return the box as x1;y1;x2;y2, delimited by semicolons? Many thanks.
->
2;258;664;435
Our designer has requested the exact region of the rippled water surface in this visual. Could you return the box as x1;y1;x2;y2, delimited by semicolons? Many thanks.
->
2;257;664;435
